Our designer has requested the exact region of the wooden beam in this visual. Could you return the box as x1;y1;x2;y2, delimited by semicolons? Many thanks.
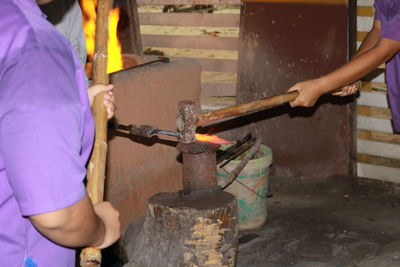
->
142;34;238;50
357;31;368;42
137;0;240;5
357;6;373;17
139;13;240;27
357;105;391;119
117;0;143;56
358;153;400;169
170;57;237;72
201;82;236;96
360;81;387;91
242;0;347;4
357;130;400;145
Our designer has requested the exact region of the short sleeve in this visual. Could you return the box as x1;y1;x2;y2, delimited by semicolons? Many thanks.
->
0;45;87;216
381;10;400;41
374;0;383;21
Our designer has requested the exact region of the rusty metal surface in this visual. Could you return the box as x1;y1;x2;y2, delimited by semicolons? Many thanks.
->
235;2;353;181
106;58;201;231
177;100;197;143
177;142;220;193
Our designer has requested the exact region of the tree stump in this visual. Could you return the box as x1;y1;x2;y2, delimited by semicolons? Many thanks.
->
123;188;238;267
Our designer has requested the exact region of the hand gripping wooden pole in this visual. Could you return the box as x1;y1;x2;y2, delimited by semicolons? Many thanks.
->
80;0;112;266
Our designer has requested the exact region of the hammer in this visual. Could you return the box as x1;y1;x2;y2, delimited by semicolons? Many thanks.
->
177;90;299;143
111;90;299;143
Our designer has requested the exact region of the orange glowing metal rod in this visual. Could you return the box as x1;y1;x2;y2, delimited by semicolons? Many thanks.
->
195;133;233;145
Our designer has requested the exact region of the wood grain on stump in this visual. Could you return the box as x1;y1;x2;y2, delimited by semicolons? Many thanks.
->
124;188;238;267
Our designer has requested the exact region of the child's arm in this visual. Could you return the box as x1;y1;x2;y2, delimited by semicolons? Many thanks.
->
332;19;383;97
289;35;400;107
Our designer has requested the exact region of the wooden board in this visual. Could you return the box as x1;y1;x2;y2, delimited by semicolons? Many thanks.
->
357;130;400;145
142;34;238;50
201;82;236;96
139;13;239;27
138;0;240;5
357;105;391;119
242;0;347;4
358;153;400;169
357;6;373;16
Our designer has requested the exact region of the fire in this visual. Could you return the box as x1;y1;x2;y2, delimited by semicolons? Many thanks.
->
81;0;96;62
80;1;123;74
195;134;233;145
107;8;123;73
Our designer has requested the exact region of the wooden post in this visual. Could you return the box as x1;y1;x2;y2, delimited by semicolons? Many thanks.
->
80;0;112;266
116;0;143;56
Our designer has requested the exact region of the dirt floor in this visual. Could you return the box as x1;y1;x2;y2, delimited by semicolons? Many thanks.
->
237;176;400;267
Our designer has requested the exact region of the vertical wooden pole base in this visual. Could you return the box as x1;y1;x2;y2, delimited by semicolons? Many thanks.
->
80;247;101;267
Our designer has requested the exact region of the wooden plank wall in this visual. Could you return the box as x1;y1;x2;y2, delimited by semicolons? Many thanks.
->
137;0;241;97
356;0;400;183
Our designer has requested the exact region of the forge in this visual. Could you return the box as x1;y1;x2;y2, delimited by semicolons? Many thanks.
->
122;140;238;266
106;56;240;266
107;57;301;265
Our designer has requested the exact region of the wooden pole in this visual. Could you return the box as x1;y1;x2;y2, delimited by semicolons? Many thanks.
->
80;0;112;266
196;90;299;126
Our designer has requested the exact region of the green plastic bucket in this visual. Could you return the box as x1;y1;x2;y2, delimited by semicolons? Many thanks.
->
216;144;272;230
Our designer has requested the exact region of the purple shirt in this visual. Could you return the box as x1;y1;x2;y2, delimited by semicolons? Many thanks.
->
374;0;400;132
0;0;94;266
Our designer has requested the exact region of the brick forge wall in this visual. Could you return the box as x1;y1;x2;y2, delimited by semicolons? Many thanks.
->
107;58;201;231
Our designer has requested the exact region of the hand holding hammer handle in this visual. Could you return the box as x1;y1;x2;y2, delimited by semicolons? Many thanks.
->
197;90;299;126
80;0;112;266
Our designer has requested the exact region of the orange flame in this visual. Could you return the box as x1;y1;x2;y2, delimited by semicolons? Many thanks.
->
80;1;123;74
195;134;233;145
81;0;96;62
107;8;123;73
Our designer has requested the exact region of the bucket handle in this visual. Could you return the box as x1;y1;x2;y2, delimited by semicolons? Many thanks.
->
218;138;262;189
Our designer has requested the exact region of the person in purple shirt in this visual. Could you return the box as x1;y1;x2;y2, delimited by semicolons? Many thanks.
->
288;0;400;132
0;0;120;266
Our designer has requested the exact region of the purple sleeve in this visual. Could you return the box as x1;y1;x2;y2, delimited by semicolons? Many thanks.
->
374;0;383;21
0;45;86;216
381;11;400;41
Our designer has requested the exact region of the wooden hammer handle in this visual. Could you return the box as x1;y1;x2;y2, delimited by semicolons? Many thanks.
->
80;0;112;266
197;90;299;126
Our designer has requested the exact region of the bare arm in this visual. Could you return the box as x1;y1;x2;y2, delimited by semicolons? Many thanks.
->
322;37;400;90
353;19;382;59
332;19;381;96
289;36;400;107
30;194;120;249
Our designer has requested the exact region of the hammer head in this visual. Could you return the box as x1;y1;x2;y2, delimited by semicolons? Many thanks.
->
177;100;197;143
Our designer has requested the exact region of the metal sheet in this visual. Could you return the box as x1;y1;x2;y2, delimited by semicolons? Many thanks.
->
236;2;354;181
